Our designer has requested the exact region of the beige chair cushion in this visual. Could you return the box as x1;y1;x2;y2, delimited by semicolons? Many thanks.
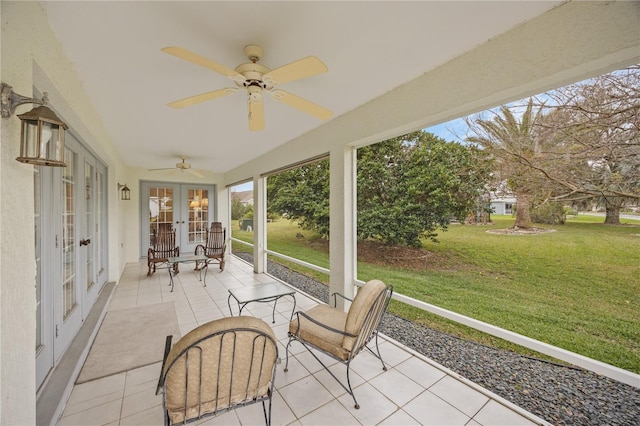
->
288;280;387;361
343;279;386;351
163;316;277;424
289;304;350;360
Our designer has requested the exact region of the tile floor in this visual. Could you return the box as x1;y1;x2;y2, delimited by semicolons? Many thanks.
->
56;257;548;425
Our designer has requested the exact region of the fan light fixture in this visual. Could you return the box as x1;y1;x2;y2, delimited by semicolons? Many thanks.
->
1;83;68;167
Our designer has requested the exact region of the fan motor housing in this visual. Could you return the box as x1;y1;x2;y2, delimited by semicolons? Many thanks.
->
235;63;271;88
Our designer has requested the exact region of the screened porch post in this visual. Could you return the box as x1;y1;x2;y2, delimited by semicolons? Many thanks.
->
329;146;357;311
252;175;267;273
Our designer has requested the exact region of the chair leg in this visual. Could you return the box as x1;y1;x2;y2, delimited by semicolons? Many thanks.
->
371;331;387;371
261;397;272;426
365;331;387;371
163;408;170;426
346;362;360;409
287;337;361;409
283;337;293;372
156;335;173;395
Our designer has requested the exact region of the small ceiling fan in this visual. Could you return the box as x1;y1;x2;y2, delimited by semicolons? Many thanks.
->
148;157;209;178
162;44;332;131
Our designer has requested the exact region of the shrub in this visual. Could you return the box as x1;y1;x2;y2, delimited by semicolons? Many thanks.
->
531;202;565;224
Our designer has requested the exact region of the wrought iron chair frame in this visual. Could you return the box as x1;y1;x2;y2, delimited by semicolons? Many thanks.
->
284;281;393;409
157;317;278;426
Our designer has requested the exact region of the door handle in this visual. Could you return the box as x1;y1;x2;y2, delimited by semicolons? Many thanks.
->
79;238;91;246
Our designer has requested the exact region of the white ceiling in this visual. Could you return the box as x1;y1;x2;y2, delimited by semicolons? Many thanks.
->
41;1;561;174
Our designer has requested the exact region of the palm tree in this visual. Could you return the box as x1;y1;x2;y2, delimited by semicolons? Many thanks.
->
466;99;546;229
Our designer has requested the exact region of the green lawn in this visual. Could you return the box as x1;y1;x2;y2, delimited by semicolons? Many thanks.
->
232;214;640;373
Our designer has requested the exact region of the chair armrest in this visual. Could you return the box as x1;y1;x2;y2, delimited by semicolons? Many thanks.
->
290;311;356;339
194;244;205;255
330;292;353;307
156;335;173;395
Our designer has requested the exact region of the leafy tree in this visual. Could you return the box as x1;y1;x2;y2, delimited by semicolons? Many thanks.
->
358;131;491;246
466;99;551;229
539;65;640;224
267;131;491;247
267;159;330;238
231;196;249;220
465;66;639;226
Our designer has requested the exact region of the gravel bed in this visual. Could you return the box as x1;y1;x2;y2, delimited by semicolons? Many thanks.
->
234;252;640;425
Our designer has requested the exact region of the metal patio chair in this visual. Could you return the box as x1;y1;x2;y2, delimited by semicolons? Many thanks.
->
156;316;278;426
147;227;180;276
284;279;393;409
194;222;226;272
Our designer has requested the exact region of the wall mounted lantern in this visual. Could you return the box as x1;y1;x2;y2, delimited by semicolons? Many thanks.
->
1;83;68;167
118;183;131;201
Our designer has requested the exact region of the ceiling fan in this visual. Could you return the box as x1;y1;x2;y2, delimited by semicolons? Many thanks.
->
148;157;209;178
162;44;332;131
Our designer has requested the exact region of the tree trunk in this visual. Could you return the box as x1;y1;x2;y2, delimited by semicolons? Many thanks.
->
514;194;532;228
604;206;621;224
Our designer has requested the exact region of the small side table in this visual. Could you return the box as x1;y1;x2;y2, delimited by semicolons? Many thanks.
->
227;282;297;323
167;255;210;292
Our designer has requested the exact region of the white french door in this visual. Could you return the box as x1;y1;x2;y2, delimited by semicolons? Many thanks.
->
35;133;108;389
82;156;107;312
140;182;216;257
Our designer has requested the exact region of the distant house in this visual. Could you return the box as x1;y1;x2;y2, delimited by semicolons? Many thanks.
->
232;190;253;206
490;196;516;215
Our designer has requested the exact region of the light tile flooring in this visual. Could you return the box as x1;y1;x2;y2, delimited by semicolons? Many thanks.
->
57;257;548;425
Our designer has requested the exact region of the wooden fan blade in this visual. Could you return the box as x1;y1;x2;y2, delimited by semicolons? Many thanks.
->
262;56;328;86
186;169;205;178
270;89;332;121
168;88;235;109
162;47;243;79
148;167;177;172
248;94;265;132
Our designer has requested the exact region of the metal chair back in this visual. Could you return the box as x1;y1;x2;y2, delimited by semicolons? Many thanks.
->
158;316;278;425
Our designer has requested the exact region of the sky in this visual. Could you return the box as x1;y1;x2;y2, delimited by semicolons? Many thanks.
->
425;118;470;143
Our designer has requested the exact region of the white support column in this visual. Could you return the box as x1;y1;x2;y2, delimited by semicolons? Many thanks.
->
329;146;357;311
252;175;267;273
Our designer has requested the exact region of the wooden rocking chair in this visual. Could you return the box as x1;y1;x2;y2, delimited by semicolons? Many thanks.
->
147;227;180;276
194;222;226;272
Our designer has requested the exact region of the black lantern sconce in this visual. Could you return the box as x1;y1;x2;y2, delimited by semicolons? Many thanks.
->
118;183;131;201
1;83;68;167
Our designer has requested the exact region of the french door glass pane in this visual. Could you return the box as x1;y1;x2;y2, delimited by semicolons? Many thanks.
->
62;148;77;321
149;187;174;243
35;168;42;350
96;170;104;275
188;189;209;244
85;162;94;290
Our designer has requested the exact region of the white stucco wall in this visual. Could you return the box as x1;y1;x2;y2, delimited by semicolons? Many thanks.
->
1;2;127;423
